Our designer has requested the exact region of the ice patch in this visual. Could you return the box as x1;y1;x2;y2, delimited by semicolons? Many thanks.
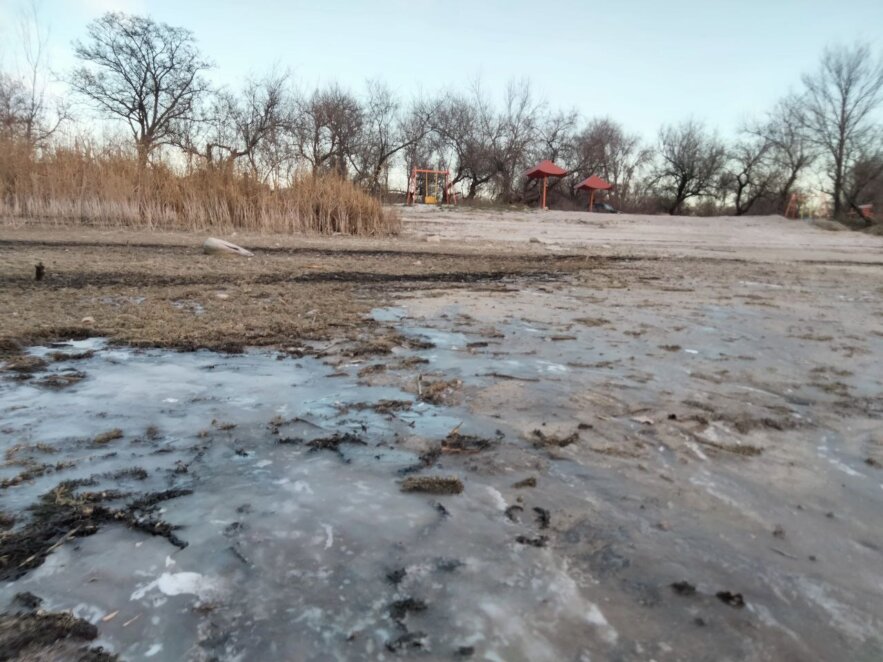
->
293;480;314;494
586;603;618;644
484;486;508;512
130;571;220;601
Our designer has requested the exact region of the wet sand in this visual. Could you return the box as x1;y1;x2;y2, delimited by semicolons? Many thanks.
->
1;213;882;660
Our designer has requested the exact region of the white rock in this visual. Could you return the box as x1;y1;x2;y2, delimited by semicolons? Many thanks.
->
203;237;254;257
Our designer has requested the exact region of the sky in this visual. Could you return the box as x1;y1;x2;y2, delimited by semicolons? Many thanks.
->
1;0;882;141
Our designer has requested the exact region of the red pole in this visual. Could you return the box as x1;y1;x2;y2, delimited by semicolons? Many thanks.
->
589;189;595;211
542;176;547;210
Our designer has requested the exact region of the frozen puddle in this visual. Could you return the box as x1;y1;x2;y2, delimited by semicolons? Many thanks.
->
0;340;620;660
3;324;883;661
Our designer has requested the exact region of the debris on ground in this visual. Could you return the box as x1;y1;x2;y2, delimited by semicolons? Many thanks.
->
692;436;764;457
670;580;697;596
418;377;462;405
400;476;464;495
441;430;496;454
505;505;524;522
37;370;87;389
47;350;95;362
345;400;413;415
515;535;548;547
93;428;124;445
531;429;579;448
305;432;367;459
388;597;428;623
533;506;551;529
0;609;119;661
0;479;191;581
512;477;537;488
716;591;746;608
2;355;47;375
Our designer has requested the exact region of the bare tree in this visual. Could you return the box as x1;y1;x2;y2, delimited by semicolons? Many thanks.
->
0;1;66;146
749;97;816;212
527;109;578;204
653;120;727;214
492;79;543;202
294;84;362;177
566;118;651;206
798;43;883;217
0;74;29;141
351;81;434;193
433;90;495;199
70;12;210;167
842;133;883;221
722;134;779;215
181;71;291;179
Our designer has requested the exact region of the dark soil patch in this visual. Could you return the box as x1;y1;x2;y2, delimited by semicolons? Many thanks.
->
2;355;47;374
400;476;464;495
48;350;95;362
36;370;87;389
388;597;428;623
512;477;537;488
0;609;118;661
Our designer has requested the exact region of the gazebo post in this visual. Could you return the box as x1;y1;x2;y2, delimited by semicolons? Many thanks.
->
525;160;567;212
576;175;613;213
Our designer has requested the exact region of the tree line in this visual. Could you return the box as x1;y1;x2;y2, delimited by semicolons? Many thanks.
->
2;11;883;220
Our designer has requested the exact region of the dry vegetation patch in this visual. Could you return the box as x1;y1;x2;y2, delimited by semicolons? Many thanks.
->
0;228;595;357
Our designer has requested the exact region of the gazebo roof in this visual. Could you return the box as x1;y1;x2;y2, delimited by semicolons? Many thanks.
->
525;160;567;179
576;175;613;191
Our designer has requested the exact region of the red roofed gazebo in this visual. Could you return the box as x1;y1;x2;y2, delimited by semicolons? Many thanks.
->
525;160;567;210
576;175;613;211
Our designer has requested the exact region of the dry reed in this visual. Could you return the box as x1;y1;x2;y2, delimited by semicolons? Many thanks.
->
0;138;398;235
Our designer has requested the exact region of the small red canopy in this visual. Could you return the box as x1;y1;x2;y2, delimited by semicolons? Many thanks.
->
525;160;568;179
576;175;613;191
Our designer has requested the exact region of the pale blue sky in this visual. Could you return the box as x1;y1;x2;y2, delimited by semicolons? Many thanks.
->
1;0;882;139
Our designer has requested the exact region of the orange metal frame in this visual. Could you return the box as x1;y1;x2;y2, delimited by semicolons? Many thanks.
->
406;167;457;206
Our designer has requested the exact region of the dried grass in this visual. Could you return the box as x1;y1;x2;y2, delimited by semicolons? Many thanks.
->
0;138;398;236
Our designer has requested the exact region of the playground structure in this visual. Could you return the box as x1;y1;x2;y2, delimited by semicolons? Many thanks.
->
406;168;457;206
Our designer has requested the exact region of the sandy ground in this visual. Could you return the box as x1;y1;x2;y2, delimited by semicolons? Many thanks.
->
402;206;883;263
1;212;883;660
